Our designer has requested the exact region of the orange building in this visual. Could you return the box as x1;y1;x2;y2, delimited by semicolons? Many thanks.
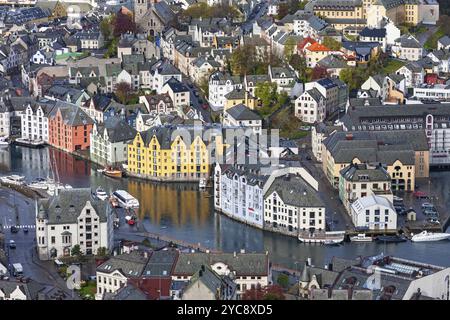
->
48;101;94;152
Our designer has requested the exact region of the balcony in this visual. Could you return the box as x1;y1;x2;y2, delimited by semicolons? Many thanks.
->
372;188;392;196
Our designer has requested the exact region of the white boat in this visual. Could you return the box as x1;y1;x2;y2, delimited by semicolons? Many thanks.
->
0;137;8;147
47;183;73;196
350;234;373;242
97;168;106;173
298;231;345;244
95;187;108;201
411;231;450;242
28;181;49;190
112;190;139;209
1;175;25;185
199;178;207;189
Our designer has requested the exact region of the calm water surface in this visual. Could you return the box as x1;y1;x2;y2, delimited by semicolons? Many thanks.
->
1;145;450;268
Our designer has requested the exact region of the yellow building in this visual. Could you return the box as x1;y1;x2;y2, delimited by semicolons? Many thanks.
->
312;0;365;30
127;126;216;182
223;89;258;110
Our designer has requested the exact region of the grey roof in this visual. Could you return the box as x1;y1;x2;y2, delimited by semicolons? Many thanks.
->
306;88;325;103
395;34;421;48
150;59;181;76
360;27;386;38
37;188;109;224
225;104;261;121
323;130;428;165
438;35;450;47
264;174;324;208
153;1;176;25
183;265;231;296
0;279;48;300
173;252;269;276
343;103;450;131
269;66;296;79
339;163;391;182
96;118;137;143
142;249;178;278
97;250;149;278
330;256;361;273
104;283;148;300
161;77;187;93
317;54;348;69
48;101;94;127
349;97;382;107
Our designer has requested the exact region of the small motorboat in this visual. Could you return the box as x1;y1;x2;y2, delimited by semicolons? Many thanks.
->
411;231;450;242
350;234;373;243
199;178;207;189
28;180;49;190
125;215;136;226
97;168;106;173
104;168;122;178
1;175;25;185
0;137;8;147
95;187;108;201
376;235;407;243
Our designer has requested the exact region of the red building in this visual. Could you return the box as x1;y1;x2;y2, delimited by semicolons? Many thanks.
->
48;101;94;152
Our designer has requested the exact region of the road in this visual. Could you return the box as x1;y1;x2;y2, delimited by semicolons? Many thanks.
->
416;25;438;46
183;76;212;123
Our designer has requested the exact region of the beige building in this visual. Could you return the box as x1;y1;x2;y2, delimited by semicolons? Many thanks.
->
322;130;429;191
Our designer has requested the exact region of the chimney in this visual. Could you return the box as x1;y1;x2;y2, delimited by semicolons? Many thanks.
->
307;257;312;266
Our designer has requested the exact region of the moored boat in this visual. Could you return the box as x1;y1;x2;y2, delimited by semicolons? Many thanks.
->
0;137;9;147
376;235;407;243
103;168;122;178
199;178;207;189
0;175;25;185
411;231;450;242
95;187;108;201
298;231;345;244
112;190;139;209
350;234;373;243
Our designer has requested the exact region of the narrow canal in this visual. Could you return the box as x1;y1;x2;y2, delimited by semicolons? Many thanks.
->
1;145;450;268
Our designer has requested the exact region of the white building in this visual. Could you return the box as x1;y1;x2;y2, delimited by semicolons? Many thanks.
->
263;169;325;237
350;195;397;230
222;104;262;135
293;14;327;39
150;59;183;94
90;118;137;166
391;34;423;61
0;103;10;137
35;188;114;260
294;88;326;124
395;63;425;88
208;71;242;111
214;163;266;229
20;103;53;142
413;84;450;101
160;77;191;109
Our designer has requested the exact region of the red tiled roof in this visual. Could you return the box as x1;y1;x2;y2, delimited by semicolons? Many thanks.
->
306;42;332;52
297;37;316;51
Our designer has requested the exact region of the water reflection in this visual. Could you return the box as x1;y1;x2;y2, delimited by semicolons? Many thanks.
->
1;145;450;268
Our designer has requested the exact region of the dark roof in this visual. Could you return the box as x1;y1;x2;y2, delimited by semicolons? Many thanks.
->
360;27;386;38
339;163;391;182
49;101;94;127
173;252;269;276
95;118;137;143
37;188;109;224
265;173;324;208
163;77;189;93
225;104;261;121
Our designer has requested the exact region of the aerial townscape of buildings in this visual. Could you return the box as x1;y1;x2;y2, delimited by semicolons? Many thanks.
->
0;0;450;303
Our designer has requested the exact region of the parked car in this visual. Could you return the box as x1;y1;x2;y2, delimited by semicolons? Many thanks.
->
421;202;433;209
306;155;312;160
193;91;199;97
202;103;209;110
23;227;28;233
10;226;18;233
9;240;16;249
414;191;428;199
427;218;440;224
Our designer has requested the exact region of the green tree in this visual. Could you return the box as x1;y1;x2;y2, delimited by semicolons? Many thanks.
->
71;245;82;257
289;54;309;82
96;247;107;257
115;81;134;104
100;15;115;40
322;36;342;51
229;45;257;76
255;82;277;111
284;37;298;61
277;274;289;289
104;37;119;58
